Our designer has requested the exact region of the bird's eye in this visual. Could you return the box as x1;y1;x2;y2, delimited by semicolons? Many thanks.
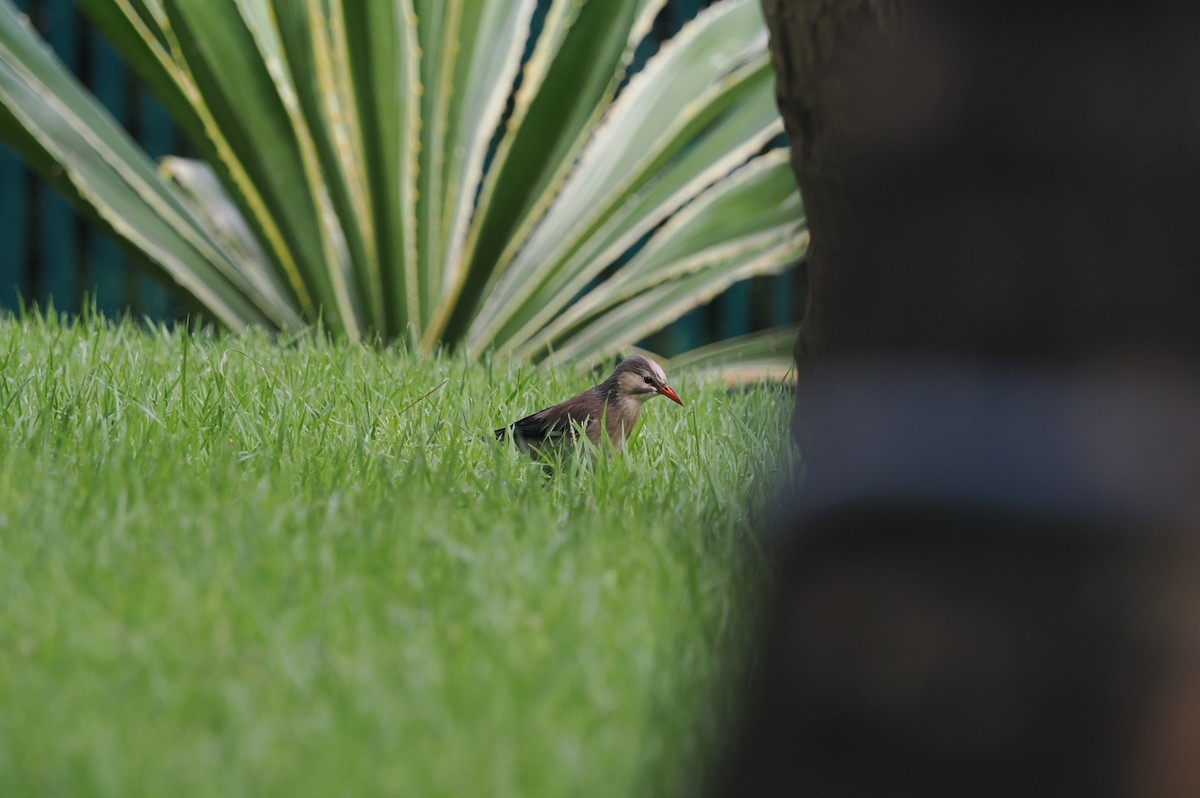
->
643;376;654;385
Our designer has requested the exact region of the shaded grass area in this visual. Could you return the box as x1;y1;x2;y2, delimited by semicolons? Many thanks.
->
0;311;795;797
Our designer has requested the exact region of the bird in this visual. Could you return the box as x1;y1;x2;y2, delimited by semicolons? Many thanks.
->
495;355;684;457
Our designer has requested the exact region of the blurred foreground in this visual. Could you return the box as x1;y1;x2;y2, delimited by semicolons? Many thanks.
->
713;3;1200;796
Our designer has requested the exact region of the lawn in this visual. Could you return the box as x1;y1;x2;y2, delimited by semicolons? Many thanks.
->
0;311;795;797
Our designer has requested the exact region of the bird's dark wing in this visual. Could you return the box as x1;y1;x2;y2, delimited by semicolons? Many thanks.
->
495;392;599;451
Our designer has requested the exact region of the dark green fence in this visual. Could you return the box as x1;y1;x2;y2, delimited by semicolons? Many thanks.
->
0;0;802;353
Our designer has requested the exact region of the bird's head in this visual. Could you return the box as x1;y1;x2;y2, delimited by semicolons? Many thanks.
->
611;355;684;405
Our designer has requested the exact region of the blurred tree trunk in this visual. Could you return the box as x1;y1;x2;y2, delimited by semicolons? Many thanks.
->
760;0;905;369
764;1;1200;376
724;8;1200;796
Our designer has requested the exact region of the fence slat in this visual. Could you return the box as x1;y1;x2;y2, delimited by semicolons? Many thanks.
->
88;28;127;315
134;89;174;320
37;0;79;313
717;281;750;340
773;270;795;327
0;0;29;308
0;151;28;308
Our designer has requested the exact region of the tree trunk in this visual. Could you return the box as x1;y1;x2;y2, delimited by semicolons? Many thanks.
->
729;6;1200;797
764;2;1200;372
760;0;903;370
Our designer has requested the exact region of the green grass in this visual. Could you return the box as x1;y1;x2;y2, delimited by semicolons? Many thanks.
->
0;311;795;798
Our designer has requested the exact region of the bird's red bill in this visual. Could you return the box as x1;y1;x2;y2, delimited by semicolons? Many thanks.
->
659;384;683;405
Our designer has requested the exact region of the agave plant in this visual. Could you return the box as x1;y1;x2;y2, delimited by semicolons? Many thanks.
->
0;0;806;364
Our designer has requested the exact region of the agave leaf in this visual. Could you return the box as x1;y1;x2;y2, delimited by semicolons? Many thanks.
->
517;149;802;359
75;0;206;147
436;0;667;345
669;324;800;384
341;0;420;336
436;1;539;300
496;65;785;357
161;0;362;338
0;1;276;329
2;0;802;370
586;152;803;302
159;157;305;330
274;0;382;331
467;0;773;355
413;0;537;336
414;0;453;323
544;233;805;365
100;0;168;40
80;0;326;328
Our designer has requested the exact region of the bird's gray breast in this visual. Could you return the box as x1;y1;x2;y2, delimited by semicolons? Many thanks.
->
603;398;642;450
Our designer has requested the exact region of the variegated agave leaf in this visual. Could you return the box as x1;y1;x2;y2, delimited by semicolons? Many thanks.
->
0;0;806;368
